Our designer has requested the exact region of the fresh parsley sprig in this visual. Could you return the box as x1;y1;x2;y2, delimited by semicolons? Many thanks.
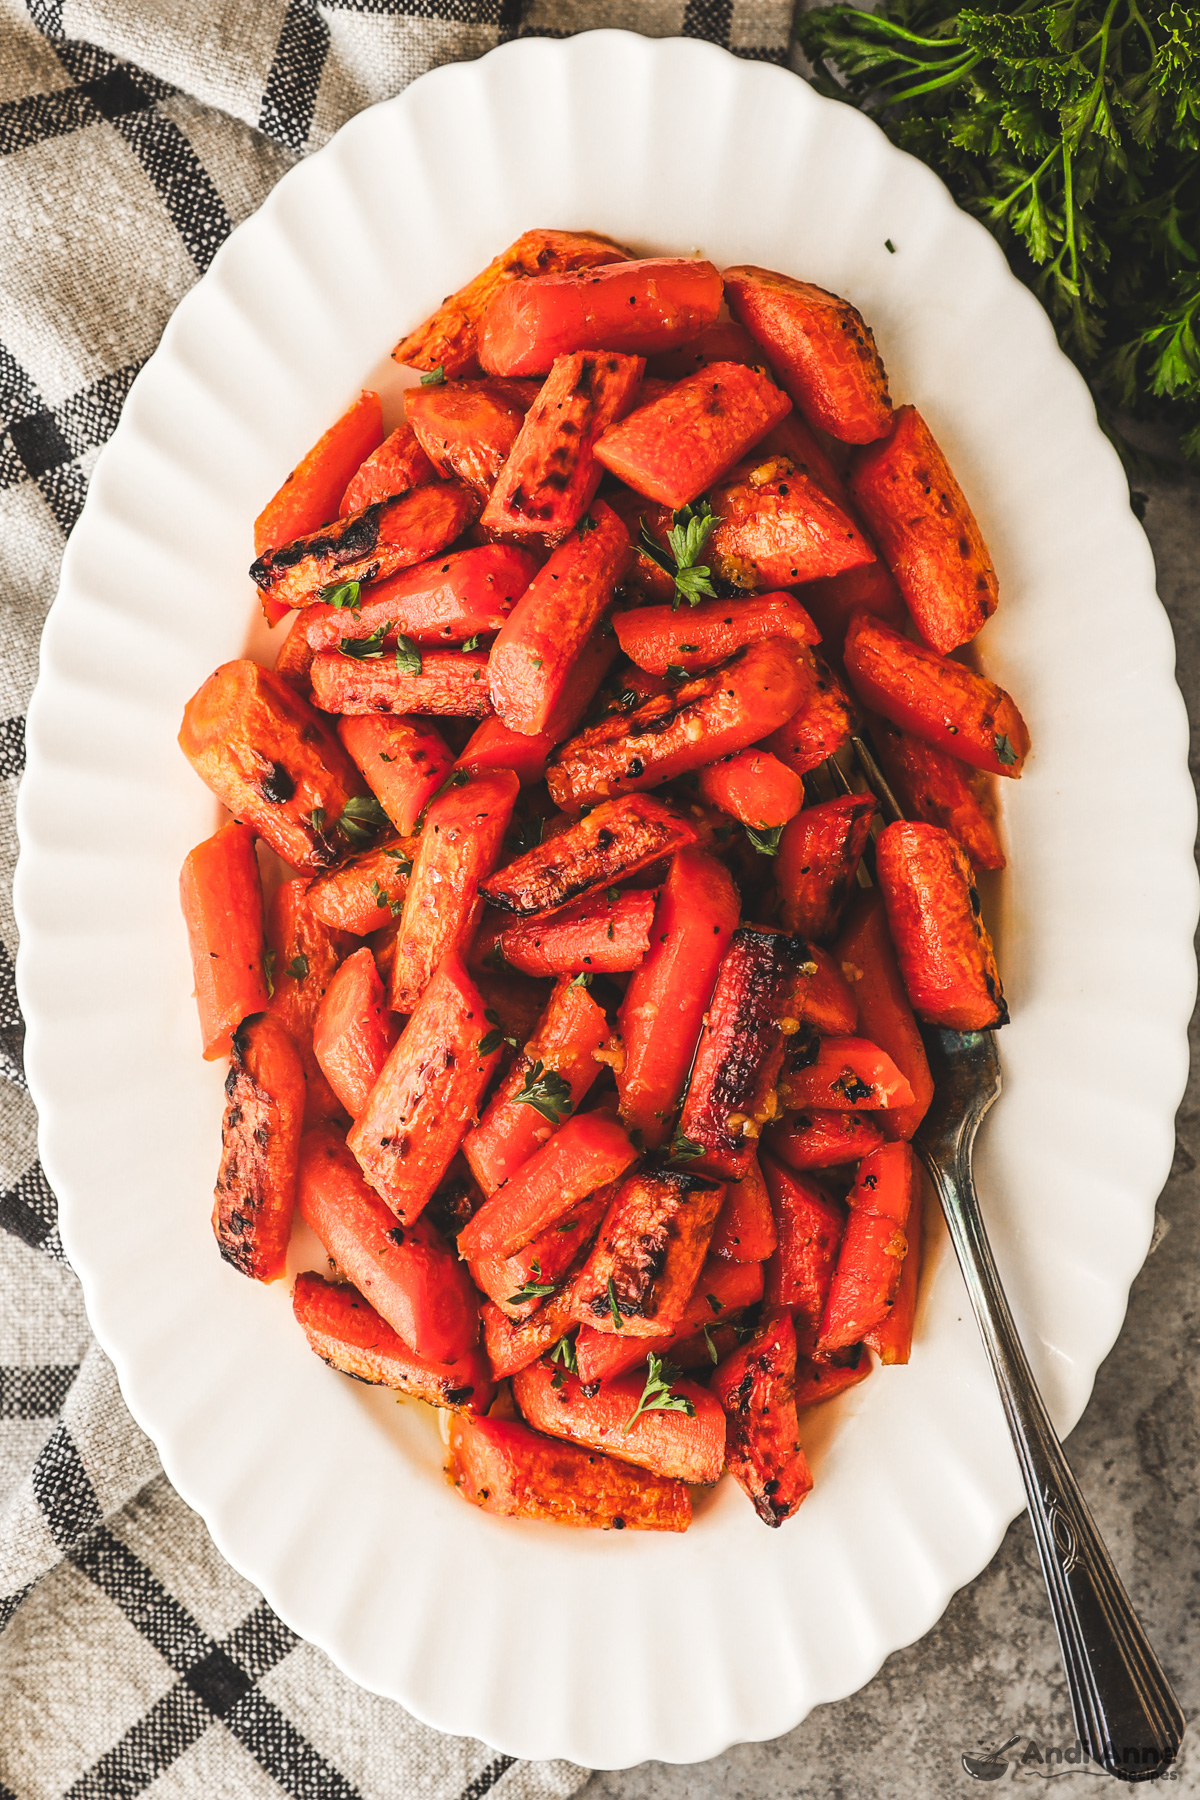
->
507;1259;558;1306
339;622;392;660
623;1354;696;1433
745;823;785;857
514;1060;574;1124
338;794;389;846
639;499;719;609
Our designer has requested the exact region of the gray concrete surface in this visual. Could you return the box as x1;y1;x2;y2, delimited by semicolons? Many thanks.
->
581;466;1200;1799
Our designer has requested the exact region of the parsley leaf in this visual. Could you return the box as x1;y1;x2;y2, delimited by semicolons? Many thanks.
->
607;1276;624;1332
305;806;326;832
394;636;422;678
577;513;598;535
262;947;275;997
420;364;446;385
460;634;482;653
339;622;391;660
664;664;690;682
994;733;1017;766
338;794;389;845
286;953;309;981
507;1259;558;1305
569;971;593;988
383;849;413;877
370;878;404;917
318;580;361;614
605;886;621;904
670;1131;705;1162
515;1059;574;1124
702;1325;719;1365
550;1334;578;1373
623;1353;695;1433
745;823;785;857
477;1028;504;1056
640;499;719;609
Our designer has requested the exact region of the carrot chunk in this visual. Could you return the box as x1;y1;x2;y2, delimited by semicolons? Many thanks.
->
798;559;909;648
818;1141;916;1351
307;841;410;935
875;820;1007;1029
404;378;539;494
458;1111;637;1262
339;423;437;516
712;1312;813;1526
311;947;399;1118
594;361;791;507
698;749;804;832
304;543;540;652
213;1013;305;1282
254;389;383;560
478;257;724;377
273;612;315;692
481;793;696;917
311;648;494;718
570;1167;725;1337
458;626;619;785
336;716;455;836
646;320;768;380
250;483;480;611
448;1410;691;1530
469;1188;609;1322
794;1344;872;1409
493;886;656;977
779;1034;916;1113
482;1286;579;1379
863;1172;923;1364
776;794;877;942
180;821;270;1061
768;1109;884;1171
867;715;1005;871
761;649;857;778
708;456;876;590
512;1361;725;1485
294;1273;494;1411
611;591;819;676
709;1155;778;1264
795;944;859;1036
761;1155;845;1342
574;1256;763;1384
833;889;934;1141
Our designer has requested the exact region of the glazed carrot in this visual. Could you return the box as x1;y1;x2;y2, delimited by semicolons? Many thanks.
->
602;488;678;602
574;1257;763;1384
304;544;540;651
758;410;853;510
613;592;819;679
481;352;644;538
481;793;696;917
712;1312;813;1526
698;749;804;831
393;228;629;377
833;889;934;1141
818;1141;916;1352
346;952;500;1223
307;841;410;935
212;1014;306;1282
448;1411;691;1531
780;1035;916;1113
616;847;740;1151
311;947;399;1118
457;627;619;785
294;1273;494;1412
761;1155;844;1341
545;637;812;811
724;266;893;443
311;648;493;718
512;1362;726;1485
868;714;1005;871
849;405;999;654
336;716;455;836
254;388;383;558
863;1171;923;1363
794;1345;872;1409
486;499;631;733
470;1188;609;1321
768;1109;884;1170
796;560;908;647
179;660;368;873
250;482;480;611
478;258;724;377
339;423;437;515
298;1125;479;1361
646;320;766;380
594;361;791;507
776;794;877;941
482;1286;579;1379
273;611;316;691
800;944;859;1035
676;926;814;1180
458;1111;637;1261
761;649;857;778
875;820;1007;1029
707;457;875;590
843;611;1029;778
493;887;656;977
266;877;352;1124
463;974;609;1194
570;1167;725;1337
709;1155;778;1263
404;378;539;494
180;822;270;1061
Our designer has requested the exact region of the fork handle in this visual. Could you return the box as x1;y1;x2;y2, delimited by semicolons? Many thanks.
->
920;1136;1185;1782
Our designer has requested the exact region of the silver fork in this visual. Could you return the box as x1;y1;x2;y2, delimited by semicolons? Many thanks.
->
827;732;1186;1783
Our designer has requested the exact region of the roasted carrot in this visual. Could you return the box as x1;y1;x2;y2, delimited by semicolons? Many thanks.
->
867;714;1005;871
492;887;655;977
311;648;493;718
574;1256;763;1384
481;793;696;917
762;649;857;777
336;715;455;836
849;405;999;654
776;794;877;941
724;267;893;443
304;544;540;651
265;877;352;1124
180;821;270;1061
570;1167;725;1337
478;258;724;377
612;592;820;680
311;947;399;1118
179;660;368;873
307;841;410;935
273;611;315;691
458;1111;637;1261
482;1286;579;1379
698;749;804;831
758;410;854;511
843;611;1029;778
393;228;629;377
254;388;383;562
794;1345;872;1409
602;488;678;602
875;820;1007;1029
458;626;619;785
797;559;909;648
346;952;500;1223
298;1125;479;1362
546;636;812;811
594;361;791;507
833;889;934;1141
481;353;644;538
512;1361;725;1485
339;423;437;515
708;1155;778;1264
472;965;552;1051
818;1141;916;1352
768;1109;884;1170
761;1155;844;1341
863;1171;923;1364
212;1013;306;1281
707;456;876;590
404;378;539;494
295;1273;494;1412
388;768;519;1012
801;944;859;1035
250;482;480;611
646;320;766;380
780;1034;916;1113
448;1410;691;1530
470;1188;609;1321
712;1312;813;1526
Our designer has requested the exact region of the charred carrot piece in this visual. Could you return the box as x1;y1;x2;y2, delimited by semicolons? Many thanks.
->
404;378;539;494
478;257;724;378
594;361;791;507
481;793;696;917
254;389;383;560
388;768;519;1012
818;1140;916;1351
494;887;656;977
646;320;767;380
448;1410;690;1530
761;1155;844;1341
470;1187;609;1322
794;1344;872;1409
336;716;455;836
708;1155;778;1264
180;821;270;1061
863;1170;923;1363
482;1286;578;1379
213;1013;306;1281
339;423;437;516
546;636;812;811
676;926;815;1180
273;612;315;692
307;840;410;935
458;1111;637;1262
574;1256;763;1384
698;749;804;831
708;456;876;590
311;648;493;718
346;951;501;1223
875;820;1007;1029
311;946;399;1118
512;1361;726;1485
833;889;934;1142
724;266;893;444
179;660;368;873
762;649;857;778
800;944;859;1035
570;1167;725;1337
712;1311;813;1526
849;405;999;654
611;591;819;676
462;973;609;1195
295;1272;494;1411
843;611;1029;778
251;483;480;610
486;498;631;732
777;794;877;942
305;544;540;651
616;847;740;1151
266;877;352;1125
393;228;630;377
768;1108;884;1171
298;1125;480;1361
868;714;1005;871
780;1034;916;1113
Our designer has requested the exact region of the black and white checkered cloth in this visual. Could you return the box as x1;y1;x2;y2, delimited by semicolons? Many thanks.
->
0;2;794;1794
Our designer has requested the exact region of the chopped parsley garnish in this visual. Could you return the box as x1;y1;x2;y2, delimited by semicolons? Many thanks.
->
550;1334;578;1372
383;849;413;876
338;794;389;845
507;1260;558;1305
306;807;326;832
286;953;309;981
370;878;404;917
702;1325;719;1365
420;364;446;385
394;636;422;677
460;634;482;653
640;499;718;610
318;580;362;614
623;1354;695;1433
477;1028;504;1056
530;655;544;670
338;621;392;660
664;664;690;682
607;1276;624;1332
745;823;785;857
994;733;1017;766
706;1292;723;1315
605;886;621;904
569;970;592;988
884;239;896;255
670;1131;705;1162
577;513;598;535
676;643;699;653
515;1059;574;1124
